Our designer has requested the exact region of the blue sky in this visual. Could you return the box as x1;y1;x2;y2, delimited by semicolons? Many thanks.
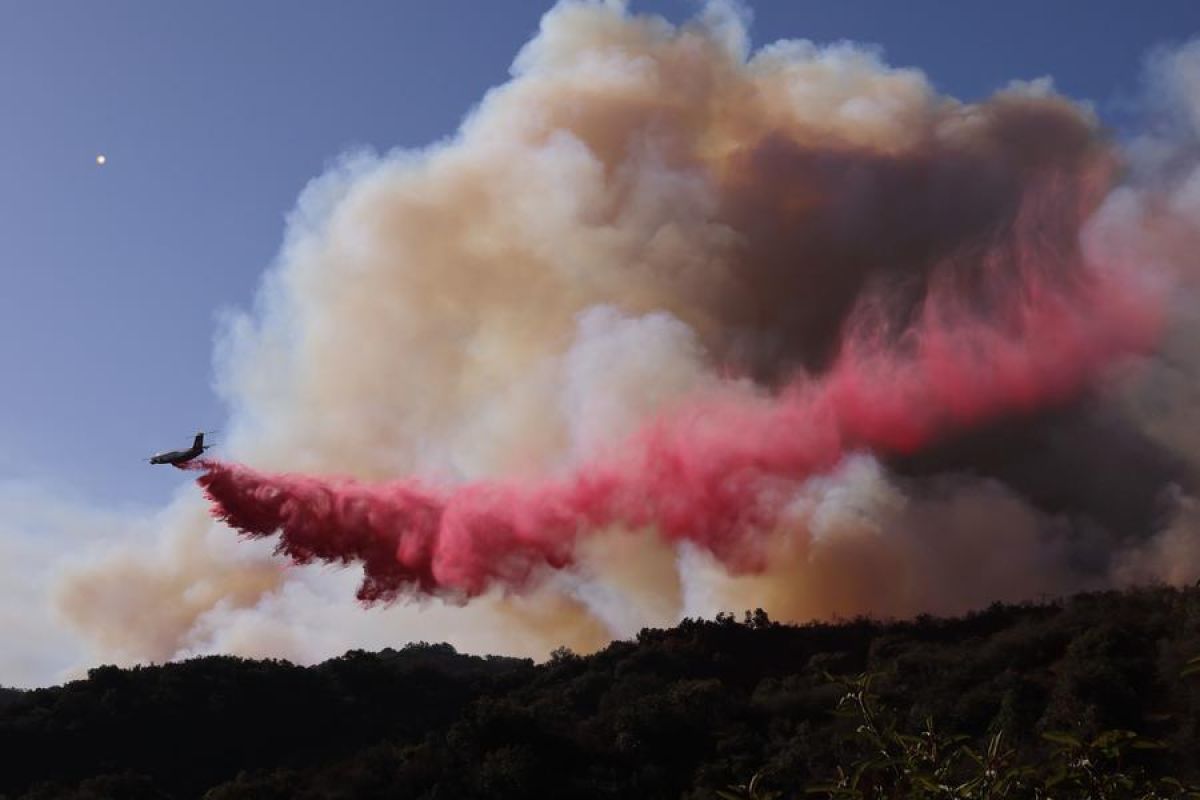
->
2;0;1198;508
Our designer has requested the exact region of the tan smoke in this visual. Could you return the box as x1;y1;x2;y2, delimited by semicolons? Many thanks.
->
55;504;283;665
51;1;1200;676
215;0;1107;483
682;456;1106;621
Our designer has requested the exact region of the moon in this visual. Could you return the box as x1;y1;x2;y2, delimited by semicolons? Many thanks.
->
95;154;107;166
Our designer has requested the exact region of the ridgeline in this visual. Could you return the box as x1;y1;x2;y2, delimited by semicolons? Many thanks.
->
3;587;1199;799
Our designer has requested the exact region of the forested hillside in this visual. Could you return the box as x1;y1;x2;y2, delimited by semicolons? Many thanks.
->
4;587;1199;799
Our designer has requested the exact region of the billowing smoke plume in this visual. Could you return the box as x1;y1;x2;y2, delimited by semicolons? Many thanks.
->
193;238;1159;600
54;2;1200;674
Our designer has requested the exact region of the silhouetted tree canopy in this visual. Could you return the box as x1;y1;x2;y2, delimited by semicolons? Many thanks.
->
2;588;1198;799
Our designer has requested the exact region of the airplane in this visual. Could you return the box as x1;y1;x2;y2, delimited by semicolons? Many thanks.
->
148;432;213;467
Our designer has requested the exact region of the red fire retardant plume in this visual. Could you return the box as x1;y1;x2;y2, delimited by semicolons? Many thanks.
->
195;262;1162;603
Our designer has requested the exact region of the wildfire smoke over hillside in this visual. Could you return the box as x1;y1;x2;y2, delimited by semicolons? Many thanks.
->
59;2;1200;665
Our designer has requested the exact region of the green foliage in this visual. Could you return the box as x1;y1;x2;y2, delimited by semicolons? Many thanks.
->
803;672;1199;800
718;772;783;800
0;587;1198;799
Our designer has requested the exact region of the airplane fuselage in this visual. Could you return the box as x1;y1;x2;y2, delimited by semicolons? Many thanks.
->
149;447;202;466
149;433;209;466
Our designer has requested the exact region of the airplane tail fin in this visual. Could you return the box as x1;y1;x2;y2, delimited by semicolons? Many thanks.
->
193;432;205;451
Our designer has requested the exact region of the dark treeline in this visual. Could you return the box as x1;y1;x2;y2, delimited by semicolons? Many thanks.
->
2;587;1199;799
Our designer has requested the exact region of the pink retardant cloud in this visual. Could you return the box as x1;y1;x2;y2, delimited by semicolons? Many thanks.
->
195;251;1161;603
